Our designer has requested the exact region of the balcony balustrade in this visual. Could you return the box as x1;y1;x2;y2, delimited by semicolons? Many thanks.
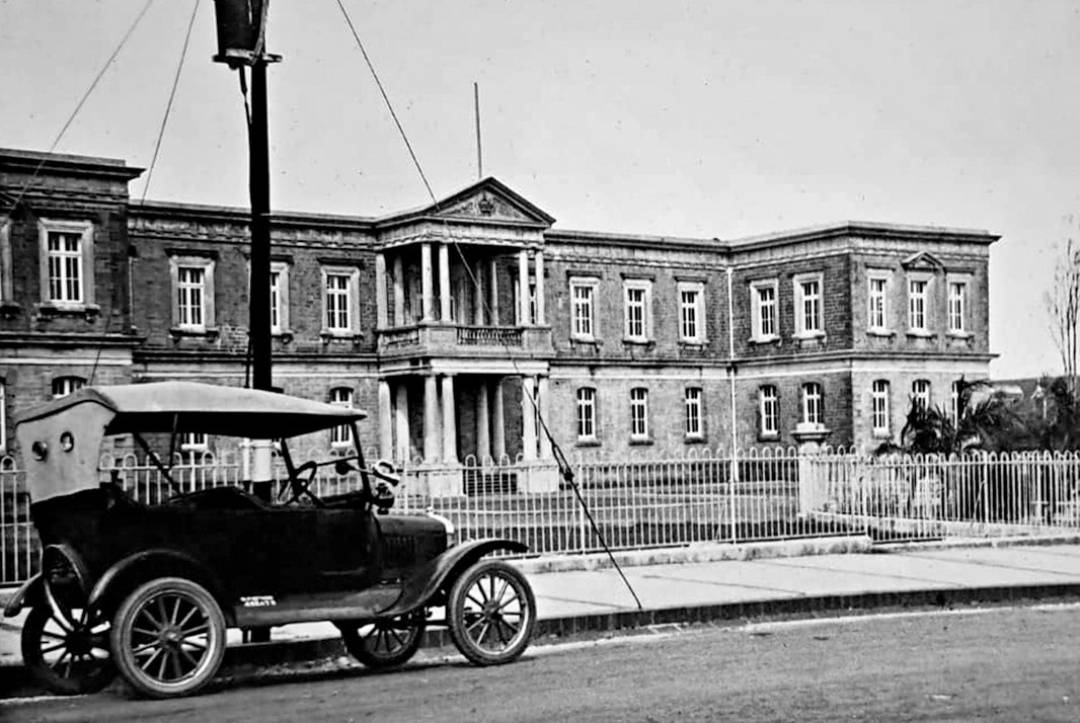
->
377;323;550;356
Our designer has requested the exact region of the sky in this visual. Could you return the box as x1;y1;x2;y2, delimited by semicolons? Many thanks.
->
2;0;1079;379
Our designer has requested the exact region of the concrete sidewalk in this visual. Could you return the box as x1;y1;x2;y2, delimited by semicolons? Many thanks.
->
5;537;1080;696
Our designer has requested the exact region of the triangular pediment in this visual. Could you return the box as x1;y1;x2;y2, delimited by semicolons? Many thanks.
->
385;177;554;228
901;251;945;270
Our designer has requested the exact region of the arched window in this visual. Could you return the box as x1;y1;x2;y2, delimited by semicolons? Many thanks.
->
872;380;891;435
575;387;597;442
801;383;823;426
912;379;931;410
759;385;779;438
329;387;354;447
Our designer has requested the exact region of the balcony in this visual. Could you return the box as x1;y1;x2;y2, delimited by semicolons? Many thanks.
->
377;323;552;357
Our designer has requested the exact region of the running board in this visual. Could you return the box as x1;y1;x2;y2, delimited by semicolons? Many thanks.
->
232;585;401;627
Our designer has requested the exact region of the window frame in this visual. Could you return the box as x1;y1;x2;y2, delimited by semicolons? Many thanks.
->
52;376;86;400
912;379;931;410
684;387;704;440
169;255;216;332
569;277;599;341
871;380;891;436
623;279;653;342
179;432;208;454
867;272;890;333
38;218;95;308
328;386;355;447
749;279;779;342
793;272;824;338
629;387;650;441
947;278;968;334
575;387;598;443
801;382;823;427
759;385;779;439
907;275;931;333
269;261;291;334
321;265;361;336
677;282;706;344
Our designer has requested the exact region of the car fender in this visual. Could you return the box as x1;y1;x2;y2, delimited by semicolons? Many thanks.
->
3;573;43;617
87;549;230;621
378;538;528;618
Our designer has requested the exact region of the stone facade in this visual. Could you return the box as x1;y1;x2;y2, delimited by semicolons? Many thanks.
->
0;148;997;466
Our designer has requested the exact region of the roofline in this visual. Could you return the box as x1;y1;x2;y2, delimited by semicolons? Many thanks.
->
0;148;143;182
728;221;1000;250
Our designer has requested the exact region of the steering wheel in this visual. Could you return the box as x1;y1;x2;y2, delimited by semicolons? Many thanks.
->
278;460;323;507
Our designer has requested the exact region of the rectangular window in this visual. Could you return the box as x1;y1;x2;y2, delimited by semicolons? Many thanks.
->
759;386;778;437
948;281;967;333
802;383;823;426
629;387;649;440
179;432;208;453
872;380;890;434
684;387;703;439
570;279;597;340
177;266;206;328
39;219;94;308
269;271;281;331
678;283;705;343
909;278;928;331
912;379;931;410
0;380;5;453
868;276;888;331
322;266;359;335
794;274;823;336
51;376;84;399
623;280;651;341
267;262;290;333
329;387;354;447
47;232;83;304
576;387;597;441
951;380;961;422
750;280;778;341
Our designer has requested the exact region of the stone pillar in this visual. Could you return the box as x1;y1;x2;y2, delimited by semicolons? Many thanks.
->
423;373;440;462
537;375;551;459
521;375;537;461
488;258;500;326
394;383;410;461
793;427;831;517
441;374;458;464
476;382;491;463
439;243;452;322
374;253;388;330
534;249;545;326
492;378;506;460
392;255;404;327
518;249;530;325
421;243;434;322
377;380;392;460
473;260;485;326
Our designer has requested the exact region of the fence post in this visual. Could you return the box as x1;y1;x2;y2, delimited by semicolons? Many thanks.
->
981;452;990;525
728;448;738;543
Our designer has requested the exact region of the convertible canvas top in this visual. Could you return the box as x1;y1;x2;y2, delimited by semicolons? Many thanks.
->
16;381;366;437
15;382;367;503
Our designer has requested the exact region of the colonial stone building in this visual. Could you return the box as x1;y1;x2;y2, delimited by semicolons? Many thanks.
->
0;148;997;471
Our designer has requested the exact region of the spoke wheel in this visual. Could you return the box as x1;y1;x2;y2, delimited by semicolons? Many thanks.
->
448;560;536;666
22;603;115;695
339;610;426;669
110;577;225;699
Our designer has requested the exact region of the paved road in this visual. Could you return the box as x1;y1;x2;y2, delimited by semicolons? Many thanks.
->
5;604;1080;722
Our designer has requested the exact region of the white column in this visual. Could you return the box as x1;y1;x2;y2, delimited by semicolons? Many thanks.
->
375;253;388;330
423;374;440;462
517;249;529;325
537;375;551;459
377;380;393;459
521;375;537;461
392;255;404;326
476;382;491;463
534;249;545;326
421;243;434;322
492;378;506;460
394;383;410;461
441;374;458;464
439;243;452;322
473;260;485;326
489;258;500;325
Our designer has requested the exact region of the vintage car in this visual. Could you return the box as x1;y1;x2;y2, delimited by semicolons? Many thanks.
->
3;381;535;698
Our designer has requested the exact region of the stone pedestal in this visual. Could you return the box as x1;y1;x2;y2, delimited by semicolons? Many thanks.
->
518;463;559;494
793;424;831;516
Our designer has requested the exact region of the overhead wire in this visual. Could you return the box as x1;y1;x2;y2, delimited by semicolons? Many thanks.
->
333;0;643;610
3;0;157;221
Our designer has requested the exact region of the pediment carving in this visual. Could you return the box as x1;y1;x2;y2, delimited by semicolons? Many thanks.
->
438;190;532;223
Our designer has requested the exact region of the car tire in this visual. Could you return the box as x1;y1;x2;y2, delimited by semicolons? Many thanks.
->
447;559;536;666
22;603;115;695
110;577;226;699
339;610;426;669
